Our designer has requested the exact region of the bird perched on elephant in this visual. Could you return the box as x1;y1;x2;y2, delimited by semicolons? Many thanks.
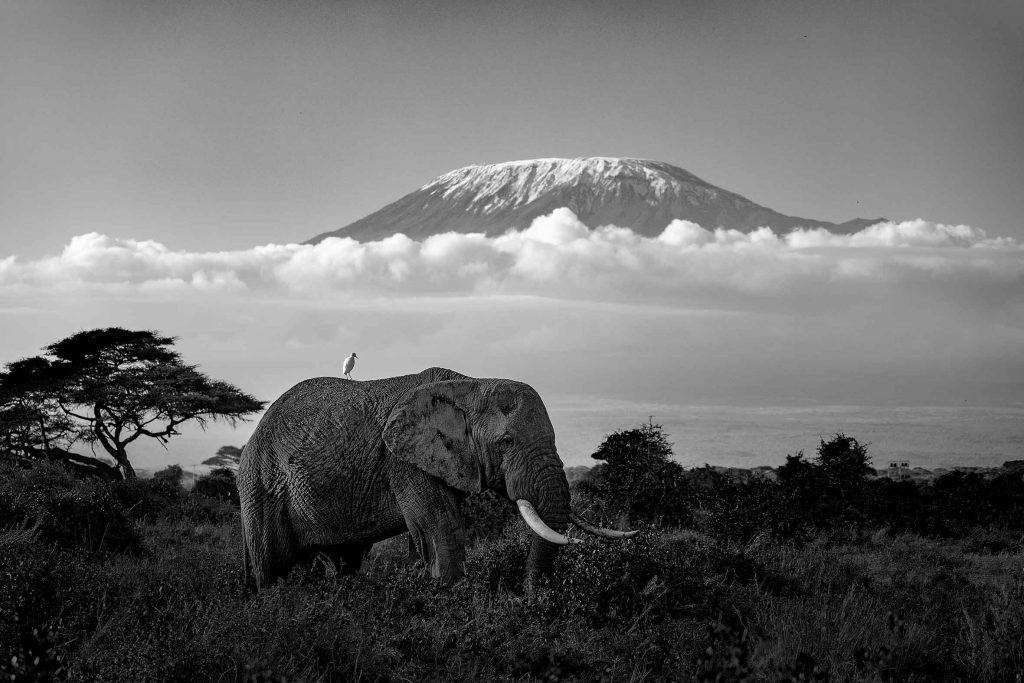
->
238;367;634;589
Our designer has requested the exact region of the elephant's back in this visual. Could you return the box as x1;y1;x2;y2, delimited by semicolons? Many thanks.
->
250;377;374;461
273;376;367;411
242;377;400;546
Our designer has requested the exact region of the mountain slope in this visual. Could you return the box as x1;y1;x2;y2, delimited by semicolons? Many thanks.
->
307;158;884;243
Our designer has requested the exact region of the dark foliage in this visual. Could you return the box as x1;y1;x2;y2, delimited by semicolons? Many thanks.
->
109;473;182;523
0;460;141;553
3;425;1024;681
584;429;1024;546
194;467;240;505
580;421;693;526
459;489;518;543
774;433;874;530
464;526;532;592
696;469;808;542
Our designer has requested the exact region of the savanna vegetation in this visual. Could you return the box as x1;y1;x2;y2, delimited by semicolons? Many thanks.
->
2;428;1022;682
1;329;1022;681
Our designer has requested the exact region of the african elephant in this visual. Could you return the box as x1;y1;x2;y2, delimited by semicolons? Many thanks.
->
238;367;634;588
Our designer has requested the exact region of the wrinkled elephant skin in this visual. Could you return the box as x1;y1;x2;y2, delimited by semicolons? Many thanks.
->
238;367;582;588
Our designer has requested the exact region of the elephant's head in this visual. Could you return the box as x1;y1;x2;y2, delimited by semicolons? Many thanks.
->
383;378;634;581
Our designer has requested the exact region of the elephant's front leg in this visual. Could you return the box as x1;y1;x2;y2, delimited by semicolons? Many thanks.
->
389;461;467;583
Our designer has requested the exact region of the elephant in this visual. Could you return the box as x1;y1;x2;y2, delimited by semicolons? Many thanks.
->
237;367;635;589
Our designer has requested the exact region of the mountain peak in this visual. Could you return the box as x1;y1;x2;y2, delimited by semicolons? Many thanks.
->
307;158;882;243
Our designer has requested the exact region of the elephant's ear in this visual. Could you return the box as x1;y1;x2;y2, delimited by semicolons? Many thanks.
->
383;380;484;493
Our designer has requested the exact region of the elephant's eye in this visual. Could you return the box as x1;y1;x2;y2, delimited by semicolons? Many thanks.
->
498;434;514;448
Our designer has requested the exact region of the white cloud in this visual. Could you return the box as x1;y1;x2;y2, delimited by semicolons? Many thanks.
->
1;213;1020;308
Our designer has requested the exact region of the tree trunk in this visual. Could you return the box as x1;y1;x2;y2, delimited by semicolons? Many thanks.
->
114;449;136;478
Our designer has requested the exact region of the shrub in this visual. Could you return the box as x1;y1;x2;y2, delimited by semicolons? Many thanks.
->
0;536;96;671
32;483;140;553
776;434;873;531
152;464;184;489
171;493;239;525
465;527;530;591
698;473;805;543
110;475;182;522
541;532;764;627
582;421;693;527
194;467;239;505
460;489;518;543
0;460;140;553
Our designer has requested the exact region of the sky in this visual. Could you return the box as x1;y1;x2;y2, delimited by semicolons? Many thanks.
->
1;0;1023;470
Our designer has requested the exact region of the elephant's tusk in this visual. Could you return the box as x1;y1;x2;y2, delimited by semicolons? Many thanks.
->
570;513;639;539
516;500;581;545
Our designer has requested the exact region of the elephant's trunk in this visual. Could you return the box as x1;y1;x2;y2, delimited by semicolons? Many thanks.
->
506;457;571;584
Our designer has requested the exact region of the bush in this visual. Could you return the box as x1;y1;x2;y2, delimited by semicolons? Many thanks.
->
0;536;96;674
465;527;530;591
698;473;805;543
110;475;182;523
582;422;693;527
194;467;239;505
460;489;518;543
0;460;140;553
776;433;873;531
152;464;184;489
171;494;239;525
541;532;766;627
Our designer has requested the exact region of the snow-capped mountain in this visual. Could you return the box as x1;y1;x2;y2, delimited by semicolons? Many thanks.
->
306;157;884;243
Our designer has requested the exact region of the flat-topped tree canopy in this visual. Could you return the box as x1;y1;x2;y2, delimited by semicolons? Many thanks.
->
0;327;266;479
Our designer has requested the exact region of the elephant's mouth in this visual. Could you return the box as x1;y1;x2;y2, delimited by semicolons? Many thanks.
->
515;499;637;544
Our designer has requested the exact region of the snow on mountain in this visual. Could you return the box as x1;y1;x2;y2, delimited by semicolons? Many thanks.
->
306;157;884;243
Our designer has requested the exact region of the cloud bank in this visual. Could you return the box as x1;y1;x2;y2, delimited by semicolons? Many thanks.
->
3;211;1022;470
2;210;1020;312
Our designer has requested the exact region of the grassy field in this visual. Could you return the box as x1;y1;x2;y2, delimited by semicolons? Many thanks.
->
2;460;1023;682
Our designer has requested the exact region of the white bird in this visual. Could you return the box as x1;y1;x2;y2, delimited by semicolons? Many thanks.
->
343;352;358;379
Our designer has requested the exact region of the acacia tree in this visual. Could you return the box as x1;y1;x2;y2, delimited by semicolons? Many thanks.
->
0;328;265;478
0;357;77;459
202;445;243;471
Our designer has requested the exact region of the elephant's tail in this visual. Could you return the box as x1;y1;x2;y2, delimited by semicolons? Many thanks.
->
238;471;292;590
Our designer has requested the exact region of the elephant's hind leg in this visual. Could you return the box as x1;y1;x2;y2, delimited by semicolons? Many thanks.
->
245;498;299;587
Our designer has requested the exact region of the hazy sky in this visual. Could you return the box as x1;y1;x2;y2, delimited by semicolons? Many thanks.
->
1;1;1022;469
3;0;1023;257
